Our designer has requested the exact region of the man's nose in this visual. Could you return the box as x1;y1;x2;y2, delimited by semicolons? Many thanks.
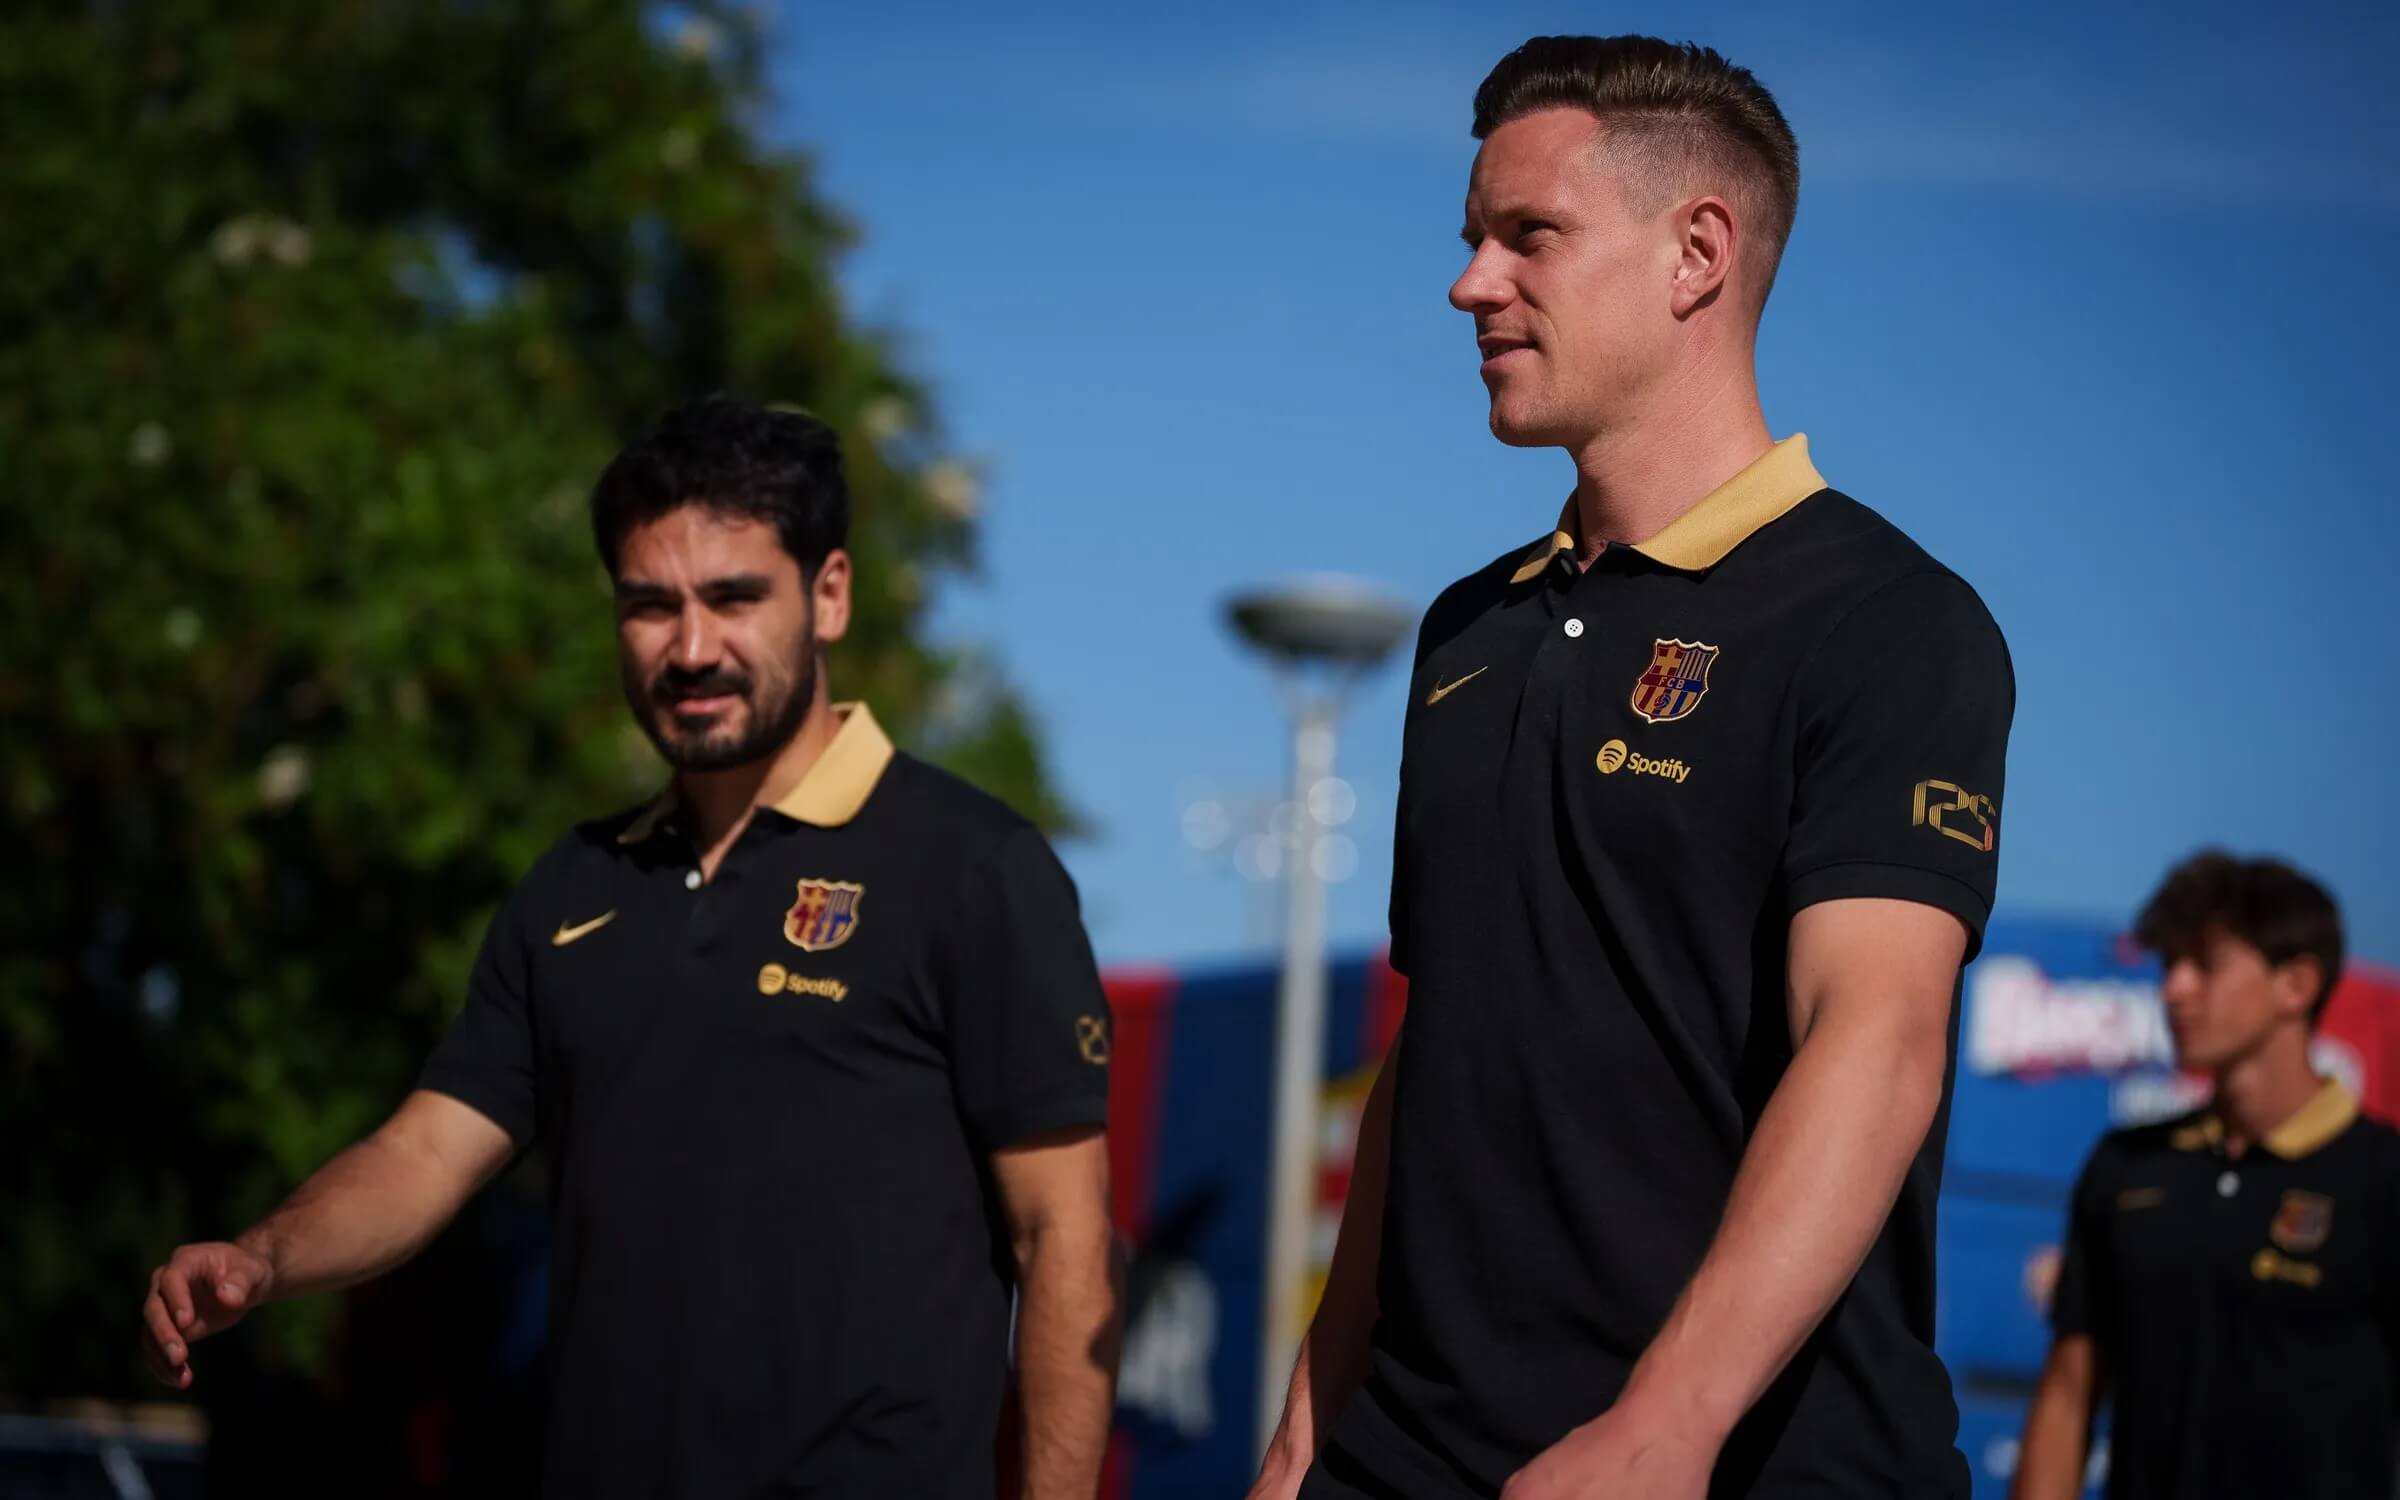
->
672;602;722;670
1450;243;1511;314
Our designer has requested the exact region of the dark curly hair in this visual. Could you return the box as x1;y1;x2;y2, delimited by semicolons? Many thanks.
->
589;395;849;578
2134;850;2345;1021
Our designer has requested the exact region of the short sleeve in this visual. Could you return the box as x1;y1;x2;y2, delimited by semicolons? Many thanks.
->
2050;1145;2112;1337
1784;570;2014;959
938;826;1113;1152
418;886;540;1147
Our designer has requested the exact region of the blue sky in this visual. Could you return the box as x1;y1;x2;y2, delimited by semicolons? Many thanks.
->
769;1;2400;966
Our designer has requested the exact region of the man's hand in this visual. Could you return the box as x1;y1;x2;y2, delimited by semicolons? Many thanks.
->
141;1240;275;1388
136;1089;515;1390
1501;1401;1715;1500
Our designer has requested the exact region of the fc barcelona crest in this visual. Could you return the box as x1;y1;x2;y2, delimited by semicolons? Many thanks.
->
784;878;864;953
2269;1189;2333;1253
1630;638;1720;724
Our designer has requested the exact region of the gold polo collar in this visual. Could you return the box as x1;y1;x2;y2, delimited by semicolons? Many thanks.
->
616;701;895;844
2261;1079;2360;1158
769;702;893;825
1508;434;1827;584
2167;1078;2359;1159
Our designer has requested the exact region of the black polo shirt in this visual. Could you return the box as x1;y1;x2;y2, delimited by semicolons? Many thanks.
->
419;704;1113;1499
2053;1081;2400;1500
1315;437;2013;1498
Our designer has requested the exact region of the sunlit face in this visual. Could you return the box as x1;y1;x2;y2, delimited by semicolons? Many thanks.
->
2157;927;2317;1073
612;508;845;773
1450;108;1685;450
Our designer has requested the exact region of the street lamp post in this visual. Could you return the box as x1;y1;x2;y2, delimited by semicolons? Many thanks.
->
1225;577;1414;1460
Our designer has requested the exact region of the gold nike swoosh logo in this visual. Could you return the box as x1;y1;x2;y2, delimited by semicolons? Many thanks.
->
1425;666;1489;706
551;911;617;947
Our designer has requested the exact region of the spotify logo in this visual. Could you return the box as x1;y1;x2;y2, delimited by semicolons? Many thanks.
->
1595;739;1693;784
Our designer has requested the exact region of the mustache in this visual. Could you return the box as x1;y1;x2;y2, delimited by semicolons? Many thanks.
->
653;666;753;706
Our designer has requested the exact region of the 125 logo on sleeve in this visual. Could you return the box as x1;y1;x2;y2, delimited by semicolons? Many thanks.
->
1912;779;1997;853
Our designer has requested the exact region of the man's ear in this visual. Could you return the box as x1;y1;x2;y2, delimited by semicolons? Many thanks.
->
1669;194;1738;318
812;548;853;644
2272;954;2325;1024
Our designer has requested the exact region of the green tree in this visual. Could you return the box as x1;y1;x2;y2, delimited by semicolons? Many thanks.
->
0;0;1065;1402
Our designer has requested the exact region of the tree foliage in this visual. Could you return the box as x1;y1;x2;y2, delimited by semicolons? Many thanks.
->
0;0;1063;1400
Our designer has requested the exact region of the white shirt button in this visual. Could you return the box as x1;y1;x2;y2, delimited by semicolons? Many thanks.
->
1563;618;1585;638
684;869;702;890
2217;1170;2239;1198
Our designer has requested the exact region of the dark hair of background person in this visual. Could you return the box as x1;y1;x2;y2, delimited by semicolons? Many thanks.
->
1472;34;1801;309
590;395;850;578
2134;850;2347;1021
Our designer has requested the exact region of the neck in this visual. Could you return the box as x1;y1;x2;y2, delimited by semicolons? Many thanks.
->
1566;337;1769;566
2212;1026;2323;1153
677;684;845;866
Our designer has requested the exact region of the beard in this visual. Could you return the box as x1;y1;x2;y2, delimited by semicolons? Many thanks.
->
626;642;817;774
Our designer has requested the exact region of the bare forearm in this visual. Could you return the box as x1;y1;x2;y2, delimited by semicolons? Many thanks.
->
1273;1041;1400;1463
1267;1220;1375;1474
1288;1146;1389;1431
2011;1341;2100;1500
1015;1223;1123;1500
1618;1016;1945;1440
238;1092;505;1300
2011;1392;2091;1500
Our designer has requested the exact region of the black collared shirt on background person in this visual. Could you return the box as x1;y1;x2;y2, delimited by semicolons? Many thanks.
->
2053;1079;2400;1500
1312;437;2015;1499
420;704;1113;1499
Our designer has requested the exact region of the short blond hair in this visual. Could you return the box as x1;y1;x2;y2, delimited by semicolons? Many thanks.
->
1473;36;1801;308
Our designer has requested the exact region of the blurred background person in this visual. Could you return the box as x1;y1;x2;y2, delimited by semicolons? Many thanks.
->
2012;853;2400;1500
138;398;1123;1499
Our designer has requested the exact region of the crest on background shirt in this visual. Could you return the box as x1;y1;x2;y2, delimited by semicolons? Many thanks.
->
1630;638;1719;724
2269;1189;2333;1253
783;878;863;953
